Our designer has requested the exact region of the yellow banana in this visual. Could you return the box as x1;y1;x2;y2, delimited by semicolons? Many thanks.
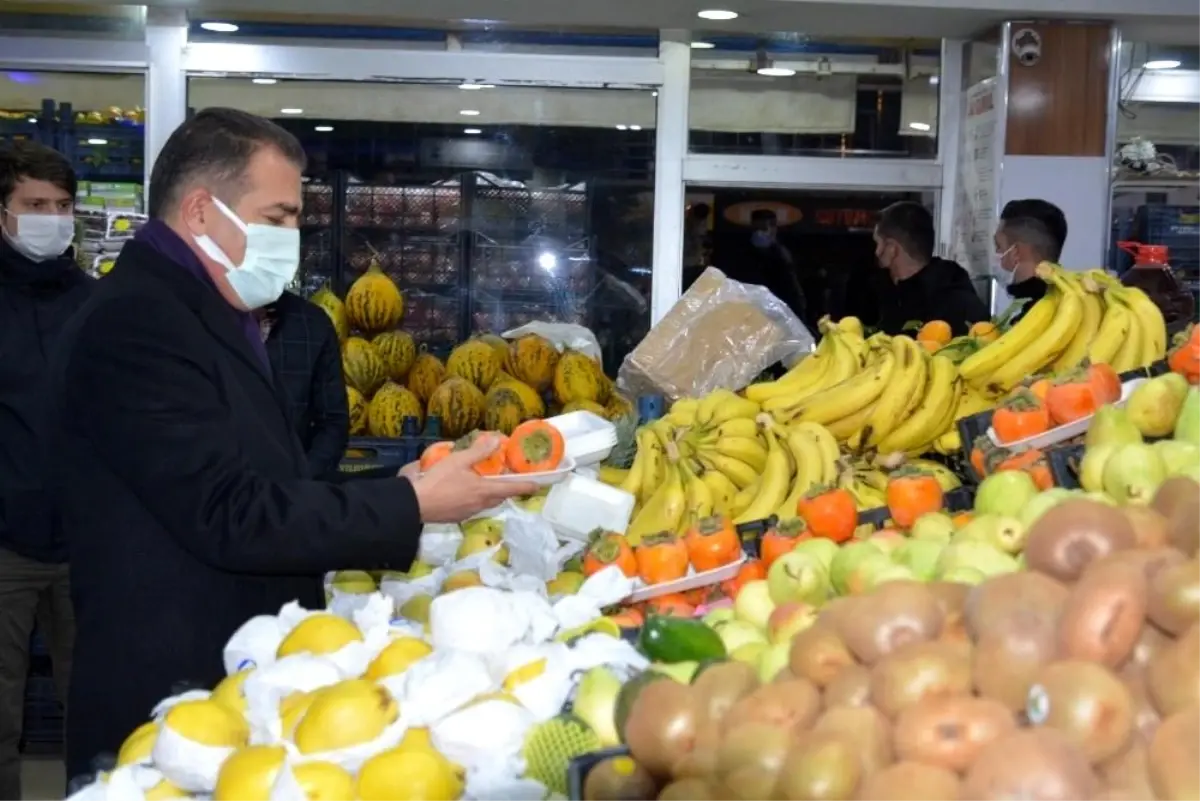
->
838;470;885;511
826;401;877;443
982;267;1083;394
625;448;686;545
955;383;995;420
598;465;630;487
1111;310;1143;373
773;427;825;520
744;338;832;403
959;293;1059;385
696;451;759;491
700;465;739;518
730;478;759;519
1121;285;1167;366
708;394;761;428
907;381;964;456
1088;297;1133;365
907;458;964;491
855;467;890;494
764;330;863;415
933;428;961;455
876;354;961;455
678;459;714;534
734;425;793;524
859;336;927;449
709;436;768;473
638;429;667;502
694;389;737;428
782;349;897;427
697;417;760;442
1050;273;1103;372
789;421;840;483
837;316;864;338
618;436;647;497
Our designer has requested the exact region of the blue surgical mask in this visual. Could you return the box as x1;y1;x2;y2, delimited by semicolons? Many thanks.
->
751;230;773;248
193;197;300;310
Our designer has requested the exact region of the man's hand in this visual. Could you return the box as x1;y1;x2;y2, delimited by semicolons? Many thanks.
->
409;435;540;523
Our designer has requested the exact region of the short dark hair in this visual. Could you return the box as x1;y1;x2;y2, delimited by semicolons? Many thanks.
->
148;107;306;219
750;208;777;225
690;203;710;219
0;140;77;208
876;201;935;261
1000;199;1067;261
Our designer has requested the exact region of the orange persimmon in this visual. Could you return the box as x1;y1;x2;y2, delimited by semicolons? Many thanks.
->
1028;378;1052;403
991;390;1051;445
458;431;509;476
419;441;455;471
720;560;766;598
759;518;809;570
797;486;858;543
970;435;995;478
505;419;565;473
607;607;644;628
1087;363;1123;404
643;593;694;618
1045;379;1099;426
684;516;742;573
634;532;690;585
886;469;944;529
1168;325;1200;385
582;533;637;578
951;511;974;527
996;448;1054;490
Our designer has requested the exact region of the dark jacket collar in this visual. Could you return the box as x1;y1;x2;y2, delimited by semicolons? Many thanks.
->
0;238;83;291
1007;275;1048;301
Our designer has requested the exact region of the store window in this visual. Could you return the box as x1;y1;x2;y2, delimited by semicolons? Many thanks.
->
687;36;939;159
187;78;656;370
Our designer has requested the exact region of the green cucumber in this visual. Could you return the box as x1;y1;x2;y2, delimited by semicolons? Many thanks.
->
636;615;727;664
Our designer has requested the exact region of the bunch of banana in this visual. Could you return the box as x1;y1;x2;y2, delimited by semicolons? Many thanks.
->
1087;270;1167;373
930;382;997;455
750;317;868;411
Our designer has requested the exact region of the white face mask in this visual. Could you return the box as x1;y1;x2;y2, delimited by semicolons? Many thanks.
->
193;196;300;310
991;245;1017;287
2;210;75;262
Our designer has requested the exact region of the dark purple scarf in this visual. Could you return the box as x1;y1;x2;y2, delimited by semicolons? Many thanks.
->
133;220;272;373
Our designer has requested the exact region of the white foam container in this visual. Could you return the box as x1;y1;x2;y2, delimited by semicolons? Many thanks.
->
987;377;1146;453
542;474;636;542
546;411;618;467
626;554;747;603
484;455;577;486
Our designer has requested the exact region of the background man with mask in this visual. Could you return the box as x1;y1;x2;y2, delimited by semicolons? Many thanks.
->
993;199;1067;323
724;208;808;328
0;141;87;801
45;108;538;783
873;201;989;336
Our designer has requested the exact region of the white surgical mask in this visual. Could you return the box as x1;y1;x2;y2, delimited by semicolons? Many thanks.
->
2;210;75;262
991;245;1016;287
193;196;300;310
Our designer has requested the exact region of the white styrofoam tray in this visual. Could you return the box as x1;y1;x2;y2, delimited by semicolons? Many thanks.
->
626;553;747;603
546;410;617;467
987;377;1146;453
542;474;636;542
484;455;577;486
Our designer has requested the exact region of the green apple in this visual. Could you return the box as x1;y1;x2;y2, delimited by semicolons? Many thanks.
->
975;470;1039;517
955;514;1028;555
731;642;768;666
1103;443;1167;505
733;579;777;630
766;602;819;645
863;563;917;592
867;529;908;555
715;619;768;653
936;540;1019;579
702;607;736;628
891;540;945;581
1154;440;1200;479
791;537;840;571
1018;488;1074;529
756;641;792;683
766;552;830;606
829;541;886;596
910;512;956;543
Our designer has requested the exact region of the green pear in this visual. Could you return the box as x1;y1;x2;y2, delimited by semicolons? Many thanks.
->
1126;374;1190;438
940;566;987;585
1079;443;1118;493
975;471;1039;517
892;540;945;581
790;537;840;572
1102;443;1167;505
1154;440;1200;479
910;512;956;543
935;540;1019;579
1086;405;1144;449
1018;488;1074;529
828;541;885;596
572;667;622;746
1175;387;1200;446
954;514;1027;554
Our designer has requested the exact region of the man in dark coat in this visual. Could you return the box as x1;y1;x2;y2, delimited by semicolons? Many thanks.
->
259;291;349;479
0;141;90;801
46;108;536;783
873;201;990;336
993;199;1068;324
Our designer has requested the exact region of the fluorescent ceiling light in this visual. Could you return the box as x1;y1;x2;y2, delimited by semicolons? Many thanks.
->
252;78;278;85
199;21;239;33
27;118;36;124
615;124;628;130
458;82;494;90
652;91;659;97
1143;59;1181;70
280;108;303;114
929;75;940;85
698;9;739;20
691;41;716;49
86;138;108;145
460;109;481;116
463;128;482;134
909;121;932;132
314;125;334;132
757;66;796;77
629;125;643;131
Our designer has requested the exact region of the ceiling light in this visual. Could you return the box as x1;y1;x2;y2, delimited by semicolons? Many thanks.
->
538;252;557;270
464;128;482;134
1144;59;1181;70
253;78;278;85
280;108;303;114
909;121;932;132
314;125;334;132
691;41;716;49
616;124;628;131
929;75;940;85
199;21;239;33
27;118;36;124
86;138;108;145
460;109;481;116
697;9;739;20
458;82;494;90
629;125;643;131
652;90;659;97
757;66;796;77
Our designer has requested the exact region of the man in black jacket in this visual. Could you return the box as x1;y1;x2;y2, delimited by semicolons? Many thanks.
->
873;201;990;336
0;141;89;800
994;199;1068;322
46;108;537;783
259;291;348;479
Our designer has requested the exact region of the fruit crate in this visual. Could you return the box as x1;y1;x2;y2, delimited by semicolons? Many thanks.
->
401;291;463;348
344;185;461;234
345;234;460;289
472;183;588;241
1048;444;1085;490
567;746;632;801
341;417;447;472
470;297;588;334
20;674;63;755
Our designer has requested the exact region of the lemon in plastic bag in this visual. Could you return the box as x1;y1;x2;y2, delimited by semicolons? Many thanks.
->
292;761;356;800
153;699;249;793
276;613;362;658
213;745;287;800
293;679;399;755
210;668;253;715
357;747;463;801
365;637;432;680
116;721;159;768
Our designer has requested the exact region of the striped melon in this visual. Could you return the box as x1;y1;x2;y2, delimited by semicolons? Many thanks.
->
478;334;511;366
605;390;634;422
484;386;527;435
345;262;404;334
367;382;424;438
372;330;417;381
492;377;546;419
446;339;501;391
342;337;386;396
427;377;485;439
346;385;367;435
506;334;559;392
311;286;350;343
553;349;604;406
563;400;608;417
406;353;446;405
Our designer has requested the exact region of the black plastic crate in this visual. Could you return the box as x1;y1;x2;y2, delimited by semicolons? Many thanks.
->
344;185;460;234
340;418;446;472
21;675;64;753
567;747;632;801
1048;444;1085;490
1136;205;1200;240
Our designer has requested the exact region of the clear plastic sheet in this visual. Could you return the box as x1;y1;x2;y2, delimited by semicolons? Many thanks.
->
617;267;815;401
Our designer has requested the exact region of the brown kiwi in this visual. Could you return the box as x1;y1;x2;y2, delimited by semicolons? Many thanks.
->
1087;546;1188;587
621;679;699;780
1023;500;1137;583
822;663;872;710
721;678;819;736
961;729;1099;800
1056;559;1147;668
1119;664;1164;744
1148;704;1200;801
670;720;719;780
837;581;943;666
657;778;718;800
1146;623;1200;716
812;704;893;776
854;761;961;800
1152;477;1200;556
868;640;972;719
1121;505;1171;548
1145;557;1200;636
929;581;970;644
1026;660;1135;764
1098;741;1156;800
788;625;857;688
775;730;862;800
689;660;760;726
582;756;659;801
971;608;1059;712
714;722;793;800
964;571;1069;640
892;695;1015;774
